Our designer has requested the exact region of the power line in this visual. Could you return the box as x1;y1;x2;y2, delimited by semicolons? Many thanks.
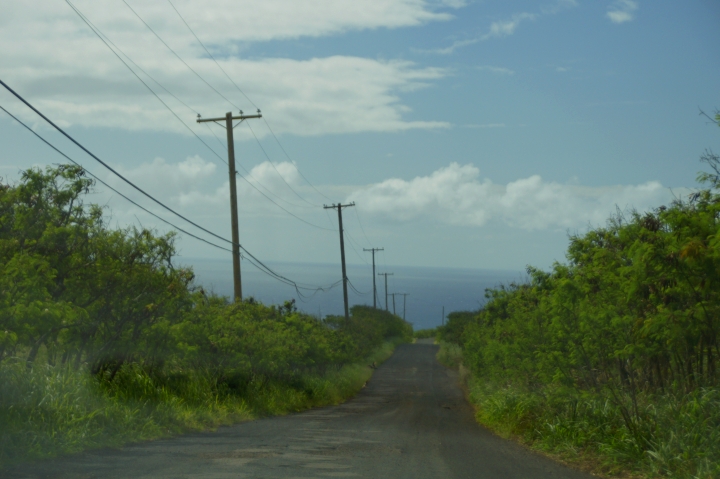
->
121;0;241;110
64;0;228;164
0;78;235;248
0;103;231;254
162;0;331;204
63;0;334;232
244;120;320;208
232;165;335;230
343;229;371;266
347;278;371;296
165;0;258;110
354;206;373;247
0;102;341;298
261;118;333;202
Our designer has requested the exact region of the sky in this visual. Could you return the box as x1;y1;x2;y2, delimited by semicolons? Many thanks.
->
1;0;719;284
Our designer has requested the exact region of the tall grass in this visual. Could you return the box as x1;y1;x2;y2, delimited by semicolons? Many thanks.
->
0;339;400;468
439;349;720;479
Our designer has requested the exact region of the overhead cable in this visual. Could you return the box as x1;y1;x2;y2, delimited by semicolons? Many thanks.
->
353;206;374;247
0;103;232;253
0;103;341;297
121;0;241;110
64;0;227;163
62;1;335;232
165;0;258;110
244;120;320;208
261;118;333;202
163;0;331;203
0;78;236;248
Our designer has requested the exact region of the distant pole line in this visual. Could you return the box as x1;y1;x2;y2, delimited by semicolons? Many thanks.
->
397;293;410;321
378;272;394;311
363;247;384;308
324;202;356;321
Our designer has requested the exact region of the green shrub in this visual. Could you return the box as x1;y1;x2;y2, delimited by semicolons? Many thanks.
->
413;328;437;339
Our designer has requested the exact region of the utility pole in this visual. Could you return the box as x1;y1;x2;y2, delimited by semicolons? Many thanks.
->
442;306;445;326
389;293;397;315
363;247;384;308
197;110;261;302
377;272;393;311
397;293;409;321
324;202;355;321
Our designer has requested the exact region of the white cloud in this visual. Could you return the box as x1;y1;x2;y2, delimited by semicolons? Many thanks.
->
0;1;452;137
607;0;639;24
464;123;507;128
426;0;578;55
477;66;515;75
348;163;674;230
423;38;480;55
105;156;331;219
482;12;538;40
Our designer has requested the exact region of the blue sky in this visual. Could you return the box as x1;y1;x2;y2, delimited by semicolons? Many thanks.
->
1;0;719;277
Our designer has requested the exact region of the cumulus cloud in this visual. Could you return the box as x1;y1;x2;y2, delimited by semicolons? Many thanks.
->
0;1;451;137
104;156;331;220
348;163;674;230
607;0;639;24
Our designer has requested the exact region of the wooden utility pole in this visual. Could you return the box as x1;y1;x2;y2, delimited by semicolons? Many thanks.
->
324;202;355;321
377;272;393;311
391;293;396;315
363;247;383;308
397;293;409;320
197;111;261;302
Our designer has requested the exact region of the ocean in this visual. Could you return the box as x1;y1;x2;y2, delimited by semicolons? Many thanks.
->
181;258;525;330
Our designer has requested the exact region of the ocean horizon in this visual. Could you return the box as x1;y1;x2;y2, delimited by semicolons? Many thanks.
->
179;257;526;330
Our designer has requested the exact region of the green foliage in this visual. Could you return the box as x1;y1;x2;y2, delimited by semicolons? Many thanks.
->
436;311;475;344
0;165;412;467
436;342;463;369
444;152;720;478
413;327;437;339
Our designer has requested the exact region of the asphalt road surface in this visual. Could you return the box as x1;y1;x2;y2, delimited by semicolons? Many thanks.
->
6;340;596;479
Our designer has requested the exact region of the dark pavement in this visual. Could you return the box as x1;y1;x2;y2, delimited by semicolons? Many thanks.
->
5;340;596;478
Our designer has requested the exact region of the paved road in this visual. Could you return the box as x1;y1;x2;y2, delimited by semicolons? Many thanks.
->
6;341;595;479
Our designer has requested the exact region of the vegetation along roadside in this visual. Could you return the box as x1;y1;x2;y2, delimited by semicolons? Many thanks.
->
435;120;720;479
0;164;413;468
